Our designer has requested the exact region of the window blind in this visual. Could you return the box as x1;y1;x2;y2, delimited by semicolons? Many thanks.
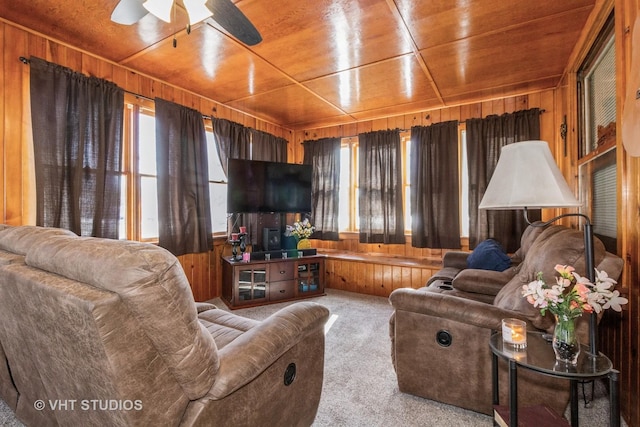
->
586;37;616;151
592;162;617;238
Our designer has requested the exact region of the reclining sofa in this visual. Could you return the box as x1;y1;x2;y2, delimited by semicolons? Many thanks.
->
0;225;329;426
389;223;624;416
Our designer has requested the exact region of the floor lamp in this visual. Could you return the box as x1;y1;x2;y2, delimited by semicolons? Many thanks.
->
478;140;600;356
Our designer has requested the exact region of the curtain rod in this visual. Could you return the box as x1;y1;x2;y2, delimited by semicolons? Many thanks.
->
20;56;213;120
20;56;545;127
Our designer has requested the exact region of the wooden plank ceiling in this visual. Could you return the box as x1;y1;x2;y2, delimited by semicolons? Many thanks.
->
0;0;595;130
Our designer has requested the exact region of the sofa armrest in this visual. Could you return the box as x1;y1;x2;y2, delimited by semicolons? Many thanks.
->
195;302;217;313
451;267;517;296
389;288;531;331
206;301;329;399
442;251;470;269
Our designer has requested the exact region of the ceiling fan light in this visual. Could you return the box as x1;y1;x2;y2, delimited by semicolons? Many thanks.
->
183;0;213;25
143;0;174;23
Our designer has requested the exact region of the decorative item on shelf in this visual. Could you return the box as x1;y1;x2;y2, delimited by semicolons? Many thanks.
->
290;218;315;250
229;227;247;262
522;264;628;364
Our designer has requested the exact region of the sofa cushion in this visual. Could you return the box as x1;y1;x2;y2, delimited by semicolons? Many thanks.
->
452;267;516;296
0;225;76;255
467;239;511;271
198;309;260;349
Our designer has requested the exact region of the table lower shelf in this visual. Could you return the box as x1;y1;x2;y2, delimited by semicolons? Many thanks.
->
493;405;569;427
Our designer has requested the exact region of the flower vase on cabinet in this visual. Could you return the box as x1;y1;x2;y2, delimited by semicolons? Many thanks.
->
297;238;312;250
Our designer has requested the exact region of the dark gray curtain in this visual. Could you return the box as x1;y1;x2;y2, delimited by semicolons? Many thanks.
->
212;118;251;176
466;108;542;252
251;129;287;162
358;129;405;244
29;56;124;238
155;98;212;256
410;120;461;249
303;137;341;241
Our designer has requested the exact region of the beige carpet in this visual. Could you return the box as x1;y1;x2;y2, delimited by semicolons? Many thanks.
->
0;288;625;426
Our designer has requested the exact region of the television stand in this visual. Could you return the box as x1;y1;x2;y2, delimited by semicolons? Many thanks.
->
221;254;326;309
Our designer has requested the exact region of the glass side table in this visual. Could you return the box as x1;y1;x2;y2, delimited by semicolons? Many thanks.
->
490;331;620;427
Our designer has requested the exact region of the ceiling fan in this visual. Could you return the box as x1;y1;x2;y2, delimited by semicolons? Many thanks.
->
110;0;262;46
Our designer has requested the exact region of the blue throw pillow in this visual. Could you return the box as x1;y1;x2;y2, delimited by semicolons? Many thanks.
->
467;239;511;271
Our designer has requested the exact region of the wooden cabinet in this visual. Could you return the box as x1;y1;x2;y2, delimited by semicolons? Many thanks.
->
221;255;325;309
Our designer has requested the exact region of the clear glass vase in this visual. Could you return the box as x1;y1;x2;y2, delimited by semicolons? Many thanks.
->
552;314;580;365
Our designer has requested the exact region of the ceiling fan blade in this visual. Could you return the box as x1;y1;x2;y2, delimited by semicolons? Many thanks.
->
111;0;149;25
206;0;262;46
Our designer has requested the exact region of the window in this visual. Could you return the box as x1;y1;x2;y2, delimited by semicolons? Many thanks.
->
577;12;617;252
205;124;228;233
579;24;616;157
403;133;411;232
460;129;469;238
339;138;357;231
118;98;158;241
119;96;227;241
138;111;159;240
337;129;468;237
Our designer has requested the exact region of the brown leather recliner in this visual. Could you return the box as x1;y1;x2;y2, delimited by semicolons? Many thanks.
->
0;225;329;427
0;225;78;413
389;224;624;416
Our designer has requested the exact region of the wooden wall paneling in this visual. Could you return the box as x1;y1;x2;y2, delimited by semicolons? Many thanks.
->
399;266;412;291
63;45;83;72
514;95;529;112
503;96;516;113
344;261;356;293
27;31;47;61
4;25;26;225
111;67;128;91
371;118;388;131
341;122;356;137
160;83;176;103
125;70;141;95
491;98;506;115
20;44;36;225
189;252;201;300
411;267;423;289
356;120;373;134
425;109;439;125
619;0;640;412
0;23;6;223
361;262;373;295
421;269;433;289
331;261;347;291
460;102;481;122
480;100;494;117
387;114;405;131
80;54;100;79
372;263;384;296
405;112;422;128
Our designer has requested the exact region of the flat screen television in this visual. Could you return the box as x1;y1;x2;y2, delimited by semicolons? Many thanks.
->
227;159;312;213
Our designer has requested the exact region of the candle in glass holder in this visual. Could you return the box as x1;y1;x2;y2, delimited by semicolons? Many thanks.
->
502;318;527;350
239;226;247;234
231;233;239;241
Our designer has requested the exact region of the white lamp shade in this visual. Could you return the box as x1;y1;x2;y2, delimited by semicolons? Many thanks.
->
479;140;582;209
183;0;213;24
143;0;173;23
